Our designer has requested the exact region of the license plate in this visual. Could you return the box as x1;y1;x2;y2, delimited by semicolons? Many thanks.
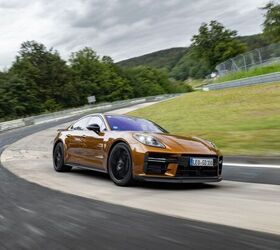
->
190;158;214;167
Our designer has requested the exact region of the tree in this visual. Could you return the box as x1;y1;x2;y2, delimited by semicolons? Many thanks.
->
191;21;246;76
10;41;70;111
69;47;101;104
124;66;173;97
0;74;40;119
171;21;246;79
69;47;133;103
262;1;280;43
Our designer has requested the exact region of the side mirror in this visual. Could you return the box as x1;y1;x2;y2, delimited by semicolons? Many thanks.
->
87;124;100;134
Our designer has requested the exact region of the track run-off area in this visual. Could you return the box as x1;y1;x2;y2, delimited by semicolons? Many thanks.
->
0;102;280;249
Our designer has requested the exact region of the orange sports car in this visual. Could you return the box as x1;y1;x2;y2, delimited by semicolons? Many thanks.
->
53;113;223;186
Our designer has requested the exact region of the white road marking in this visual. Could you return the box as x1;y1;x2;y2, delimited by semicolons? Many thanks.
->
224;162;280;168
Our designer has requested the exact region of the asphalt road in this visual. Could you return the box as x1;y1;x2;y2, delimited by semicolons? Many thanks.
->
0;111;280;249
223;165;280;185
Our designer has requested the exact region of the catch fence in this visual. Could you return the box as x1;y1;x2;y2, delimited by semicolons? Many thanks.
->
215;42;280;76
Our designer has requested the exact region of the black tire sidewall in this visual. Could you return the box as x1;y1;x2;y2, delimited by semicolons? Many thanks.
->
53;142;69;172
108;143;133;186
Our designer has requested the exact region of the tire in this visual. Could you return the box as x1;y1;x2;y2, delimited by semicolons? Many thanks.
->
108;142;134;186
53;142;72;172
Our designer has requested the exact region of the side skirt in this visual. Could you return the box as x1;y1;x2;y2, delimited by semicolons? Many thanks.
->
67;163;108;174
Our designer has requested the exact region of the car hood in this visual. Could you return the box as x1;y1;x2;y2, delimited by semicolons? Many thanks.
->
150;133;218;155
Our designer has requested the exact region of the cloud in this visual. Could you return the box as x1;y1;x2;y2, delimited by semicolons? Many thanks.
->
0;0;267;69
0;0;31;9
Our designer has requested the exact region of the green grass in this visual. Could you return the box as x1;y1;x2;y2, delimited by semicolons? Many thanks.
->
214;63;280;83
128;82;280;156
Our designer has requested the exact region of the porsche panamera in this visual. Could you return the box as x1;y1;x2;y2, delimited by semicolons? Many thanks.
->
53;114;223;186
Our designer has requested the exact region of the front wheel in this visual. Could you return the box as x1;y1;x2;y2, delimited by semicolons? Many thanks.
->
53;142;72;172
108;143;134;186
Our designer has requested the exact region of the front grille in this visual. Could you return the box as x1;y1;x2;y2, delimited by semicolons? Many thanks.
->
176;155;219;177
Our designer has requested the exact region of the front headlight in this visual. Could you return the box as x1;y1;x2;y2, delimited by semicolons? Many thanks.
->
133;133;165;148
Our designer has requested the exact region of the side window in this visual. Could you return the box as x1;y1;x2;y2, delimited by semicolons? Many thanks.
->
88;116;106;131
72;117;90;131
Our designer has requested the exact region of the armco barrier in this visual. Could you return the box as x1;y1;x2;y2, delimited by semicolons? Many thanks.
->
0;94;179;132
203;72;280;91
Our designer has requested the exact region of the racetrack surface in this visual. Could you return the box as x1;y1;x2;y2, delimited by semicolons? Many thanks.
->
1;165;280;250
2;122;280;234
0;103;280;249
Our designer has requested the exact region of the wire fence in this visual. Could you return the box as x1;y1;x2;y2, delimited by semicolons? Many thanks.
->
215;42;280;76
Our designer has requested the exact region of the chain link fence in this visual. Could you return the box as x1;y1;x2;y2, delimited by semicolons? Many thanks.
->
215;42;280;76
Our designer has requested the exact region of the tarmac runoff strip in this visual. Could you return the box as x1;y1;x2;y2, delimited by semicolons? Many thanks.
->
223;163;280;168
1;103;280;236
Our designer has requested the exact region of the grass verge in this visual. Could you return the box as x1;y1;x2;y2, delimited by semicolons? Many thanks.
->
214;63;280;83
128;82;280;156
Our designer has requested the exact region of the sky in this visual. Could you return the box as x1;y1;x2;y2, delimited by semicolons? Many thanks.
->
0;0;271;69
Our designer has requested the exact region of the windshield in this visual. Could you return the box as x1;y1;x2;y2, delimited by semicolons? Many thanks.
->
105;115;167;133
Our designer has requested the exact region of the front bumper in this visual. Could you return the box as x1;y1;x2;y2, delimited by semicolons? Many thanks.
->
132;152;223;183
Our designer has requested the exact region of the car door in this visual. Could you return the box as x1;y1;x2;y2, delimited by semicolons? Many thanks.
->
65;116;90;165
82;115;107;170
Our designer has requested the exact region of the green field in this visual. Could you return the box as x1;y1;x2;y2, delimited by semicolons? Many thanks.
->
128;82;280;156
215;63;280;83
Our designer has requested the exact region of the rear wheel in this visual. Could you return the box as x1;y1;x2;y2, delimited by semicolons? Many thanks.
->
53;142;72;172
108;143;133;186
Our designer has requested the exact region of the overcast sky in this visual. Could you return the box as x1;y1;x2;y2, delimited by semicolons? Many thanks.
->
0;0;271;69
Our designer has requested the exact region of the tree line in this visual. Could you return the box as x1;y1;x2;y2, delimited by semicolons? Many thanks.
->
0;42;191;121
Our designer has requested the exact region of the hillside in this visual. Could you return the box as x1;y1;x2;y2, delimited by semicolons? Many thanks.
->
117;47;187;71
117;34;266;80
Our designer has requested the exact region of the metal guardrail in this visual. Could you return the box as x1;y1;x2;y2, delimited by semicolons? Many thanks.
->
0;94;179;132
203;72;280;91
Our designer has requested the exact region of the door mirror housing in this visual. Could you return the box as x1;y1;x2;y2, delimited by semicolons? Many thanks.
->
87;124;101;134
